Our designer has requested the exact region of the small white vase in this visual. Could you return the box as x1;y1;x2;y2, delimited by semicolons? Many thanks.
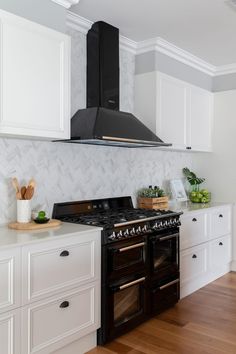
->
17;200;31;223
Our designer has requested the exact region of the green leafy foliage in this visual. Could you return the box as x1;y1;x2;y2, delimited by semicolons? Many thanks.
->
139;186;165;198
183;167;205;186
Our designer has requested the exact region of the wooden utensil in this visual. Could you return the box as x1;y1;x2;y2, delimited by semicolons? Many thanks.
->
12;178;21;199
24;186;34;200
28;178;36;189
21;186;27;200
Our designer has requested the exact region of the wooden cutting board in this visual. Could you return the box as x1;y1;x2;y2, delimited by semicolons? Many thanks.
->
8;219;62;230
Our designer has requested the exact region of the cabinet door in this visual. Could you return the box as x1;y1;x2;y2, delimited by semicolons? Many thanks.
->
157;74;188;149
209;206;232;239
22;283;100;354
0;309;21;354
0;9;70;140
189;86;213;151
180;211;208;250
22;232;101;304
180;243;208;285
0;248;21;314
209;235;231;268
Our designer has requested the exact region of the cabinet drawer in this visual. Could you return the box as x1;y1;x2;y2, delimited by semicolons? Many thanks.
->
180;244;208;284
0;309;21;354
209;235;231;268
22;232;101;303
22;283;100;354
209;206;231;239
180;212;208;250
0;248;21;314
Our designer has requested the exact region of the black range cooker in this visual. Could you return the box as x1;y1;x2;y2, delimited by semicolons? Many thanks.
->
52;196;182;344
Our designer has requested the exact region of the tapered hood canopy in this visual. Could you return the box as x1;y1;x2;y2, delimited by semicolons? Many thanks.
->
65;21;171;148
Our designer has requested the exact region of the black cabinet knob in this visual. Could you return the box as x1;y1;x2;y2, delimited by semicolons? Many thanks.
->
192;254;197;259
60;250;70;257
60;301;70;308
219;242;223;246
186;146;192;150
192;218;197;222
219;214;223;218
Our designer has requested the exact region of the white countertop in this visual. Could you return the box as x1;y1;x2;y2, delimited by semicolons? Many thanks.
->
0;222;102;250
170;201;233;214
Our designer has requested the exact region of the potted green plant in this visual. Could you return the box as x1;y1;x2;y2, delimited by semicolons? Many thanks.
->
183;167;211;203
138;185;168;210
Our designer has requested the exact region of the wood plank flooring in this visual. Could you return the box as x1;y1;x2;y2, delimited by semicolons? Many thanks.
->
87;272;236;354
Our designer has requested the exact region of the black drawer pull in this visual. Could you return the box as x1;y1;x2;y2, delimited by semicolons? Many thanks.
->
192;254;197;259
186;146;192;150
192;218;197;222
60;250;70;257
60;301;69;308
219;214;223;218
219;242;223;246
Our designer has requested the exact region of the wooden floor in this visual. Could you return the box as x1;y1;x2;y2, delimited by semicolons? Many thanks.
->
87;272;236;354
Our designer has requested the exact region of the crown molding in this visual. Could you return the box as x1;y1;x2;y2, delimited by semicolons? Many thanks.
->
67;11;137;53
66;11;236;76
136;37;216;76
51;0;80;9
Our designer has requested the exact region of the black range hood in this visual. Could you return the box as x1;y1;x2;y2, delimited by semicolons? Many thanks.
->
66;21;171;148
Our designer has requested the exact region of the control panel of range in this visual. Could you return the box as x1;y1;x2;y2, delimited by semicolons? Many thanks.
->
107;217;181;242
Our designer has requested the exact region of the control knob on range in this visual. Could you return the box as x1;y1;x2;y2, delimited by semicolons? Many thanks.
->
117;230;123;239
108;232;116;241
136;226;142;234
130;227;136;236
124;229;129;237
142;224;148;233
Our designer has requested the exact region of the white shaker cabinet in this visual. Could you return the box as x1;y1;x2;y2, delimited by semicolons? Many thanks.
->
180;205;232;298
134;72;213;152
0;9;70;140
0;309;21;354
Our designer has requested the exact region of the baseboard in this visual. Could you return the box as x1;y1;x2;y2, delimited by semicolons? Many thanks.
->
53;332;97;354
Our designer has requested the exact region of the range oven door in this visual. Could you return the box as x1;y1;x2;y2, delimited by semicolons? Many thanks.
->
150;230;179;280
151;276;180;315
104;275;147;342
106;237;146;280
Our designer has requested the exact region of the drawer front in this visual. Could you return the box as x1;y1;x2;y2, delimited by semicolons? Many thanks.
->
0;309;21;354
22;283;100;354
180;244;208;284
22;232;101;303
180;212;208;250
209;206;232;239
0;248;21;314
209;235;231;268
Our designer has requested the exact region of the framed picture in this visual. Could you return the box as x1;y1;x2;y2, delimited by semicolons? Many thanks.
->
170;179;188;202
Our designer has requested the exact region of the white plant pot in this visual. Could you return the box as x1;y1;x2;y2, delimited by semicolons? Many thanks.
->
17;200;31;223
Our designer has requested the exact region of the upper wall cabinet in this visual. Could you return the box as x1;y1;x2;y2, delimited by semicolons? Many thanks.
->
0;10;71;140
134;72;213;152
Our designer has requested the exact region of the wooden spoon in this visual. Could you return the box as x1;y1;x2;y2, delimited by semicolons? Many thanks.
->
28;178;36;189
21;186;27;200
12;178;21;199
24;186;34;200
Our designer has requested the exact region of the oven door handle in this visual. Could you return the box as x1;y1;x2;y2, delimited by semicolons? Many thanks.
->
159;233;179;242
118;277;146;291
159;278;179;290
115;242;145;253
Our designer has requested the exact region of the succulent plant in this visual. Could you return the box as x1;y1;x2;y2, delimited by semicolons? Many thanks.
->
138;185;165;198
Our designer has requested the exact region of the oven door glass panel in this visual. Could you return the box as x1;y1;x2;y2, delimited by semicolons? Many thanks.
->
151;233;178;273
108;240;146;276
112;276;146;326
151;278;179;314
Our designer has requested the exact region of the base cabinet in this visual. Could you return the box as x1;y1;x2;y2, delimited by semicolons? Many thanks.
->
180;205;232;298
22;283;100;354
0;309;21;354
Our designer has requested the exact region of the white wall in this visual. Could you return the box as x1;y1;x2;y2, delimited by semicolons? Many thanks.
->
193;90;236;265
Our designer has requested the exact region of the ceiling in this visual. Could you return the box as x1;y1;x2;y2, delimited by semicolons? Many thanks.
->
71;0;236;66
